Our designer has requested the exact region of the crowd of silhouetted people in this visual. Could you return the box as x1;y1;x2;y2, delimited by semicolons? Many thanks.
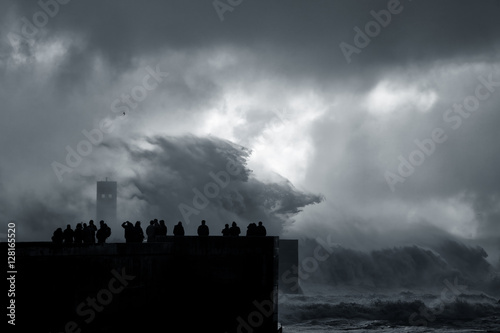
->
51;220;111;245
220;221;266;236
52;219;267;244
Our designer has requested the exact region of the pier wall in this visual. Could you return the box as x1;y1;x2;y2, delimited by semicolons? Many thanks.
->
8;237;279;333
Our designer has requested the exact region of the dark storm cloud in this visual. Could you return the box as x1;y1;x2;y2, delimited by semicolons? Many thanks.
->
7;0;500;84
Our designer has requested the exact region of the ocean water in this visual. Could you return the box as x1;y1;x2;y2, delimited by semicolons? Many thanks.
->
278;286;500;332
278;239;500;332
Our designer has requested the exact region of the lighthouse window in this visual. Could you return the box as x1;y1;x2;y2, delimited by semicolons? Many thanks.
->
108;194;113;198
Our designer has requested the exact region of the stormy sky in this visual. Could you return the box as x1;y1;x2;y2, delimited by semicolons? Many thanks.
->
1;0;500;256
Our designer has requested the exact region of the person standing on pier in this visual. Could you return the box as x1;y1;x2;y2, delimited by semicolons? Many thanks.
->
88;220;97;244
197;220;209;236
134;221;145;243
173;221;185;236
122;221;134;243
221;224;230;236
63;224;74;244
256;221;267;236
229;222;241;236
146;220;156;242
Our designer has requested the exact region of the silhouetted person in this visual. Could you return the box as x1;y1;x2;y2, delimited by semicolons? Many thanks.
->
63;224;74;244
154;219;167;242
221;224;230;236
158;220;167;236
256;221;267;236
96;227;105;244
82;223;92;244
121;221;134;243
197;220;209;236
105;221;111;239
88;220;97;244
229;221;240;236
52;228;63;244
134;221;144;243
152;219;159;236
246;223;257;236
173;221;185;236
146;220;156;242
96;220;111;244
74;223;83;244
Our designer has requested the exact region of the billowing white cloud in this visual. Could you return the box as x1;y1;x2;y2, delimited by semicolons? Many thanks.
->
365;80;438;115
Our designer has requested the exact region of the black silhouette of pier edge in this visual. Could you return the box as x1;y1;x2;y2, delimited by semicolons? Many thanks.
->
8;237;282;333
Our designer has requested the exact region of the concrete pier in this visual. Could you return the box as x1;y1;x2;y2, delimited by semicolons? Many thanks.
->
8;237;279;333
